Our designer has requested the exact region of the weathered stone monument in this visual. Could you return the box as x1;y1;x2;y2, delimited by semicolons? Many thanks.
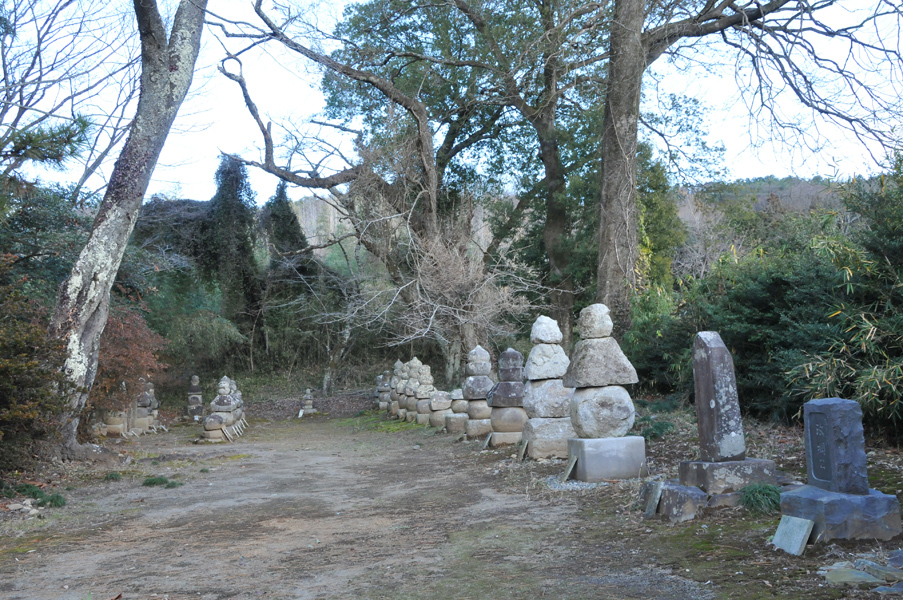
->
780;398;901;542
201;376;248;442
187;375;204;419
429;390;453;428
487;348;527;447
564;304;646;481
458;346;493;436
388;360;405;418
300;388;316;416
652;332;777;522
522;316;575;458
375;371;391;410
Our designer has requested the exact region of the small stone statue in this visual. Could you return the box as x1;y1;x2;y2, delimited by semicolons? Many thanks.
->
200;376;248;442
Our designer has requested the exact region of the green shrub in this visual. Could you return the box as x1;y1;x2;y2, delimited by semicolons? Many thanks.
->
36;492;65;508
14;483;45;499
104;472;122;481
142;476;169;487
164;481;184;489
634;416;675;441
739;483;781;515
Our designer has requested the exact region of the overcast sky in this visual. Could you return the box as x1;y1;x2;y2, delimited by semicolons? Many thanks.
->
30;1;892;205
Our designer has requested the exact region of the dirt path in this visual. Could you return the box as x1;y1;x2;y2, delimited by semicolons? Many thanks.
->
1;416;715;600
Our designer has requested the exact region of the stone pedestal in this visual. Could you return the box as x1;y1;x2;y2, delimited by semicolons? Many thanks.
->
781;486;902;542
490;431;522;446
445;413;468;434
567;436;647;482
415;413;430;425
466;418;492;438
429;408;452;428
523;418;575;459
658;483;709;523
679;458;778;494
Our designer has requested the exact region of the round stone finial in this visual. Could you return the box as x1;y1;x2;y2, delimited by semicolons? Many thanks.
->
191;375;200;385
394;359;404;373
468;345;490;363
577;303;613;339
530;315;563;344
217;376;231;395
408;357;423;370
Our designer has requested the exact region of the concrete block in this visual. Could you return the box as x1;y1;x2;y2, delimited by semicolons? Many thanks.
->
490;431;522;447
567;436;647;482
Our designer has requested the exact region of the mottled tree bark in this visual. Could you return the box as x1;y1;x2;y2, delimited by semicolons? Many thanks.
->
596;0;645;333
49;0;208;459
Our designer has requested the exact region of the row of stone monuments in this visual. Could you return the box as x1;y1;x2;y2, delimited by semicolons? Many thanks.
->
374;304;650;481
101;380;163;437
199;376;249;442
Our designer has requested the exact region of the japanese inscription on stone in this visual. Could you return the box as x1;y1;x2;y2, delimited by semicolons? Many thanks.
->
808;412;833;483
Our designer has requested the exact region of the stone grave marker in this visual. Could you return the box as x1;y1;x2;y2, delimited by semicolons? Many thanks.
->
772;515;815;556
693;331;745;462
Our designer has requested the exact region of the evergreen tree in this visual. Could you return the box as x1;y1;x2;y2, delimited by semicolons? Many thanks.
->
261;181;308;255
198;155;260;321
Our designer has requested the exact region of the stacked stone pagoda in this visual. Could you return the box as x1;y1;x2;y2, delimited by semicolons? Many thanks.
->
187;375;204;419
458;346;494;436
413;364;436;424
781;398;901;542
428;390;453;428
564;304;646;481
201;376;248;442
400;357;424;421
486;348;527;447
374;371;391;410
388;360;405;418
648;332;777;522
522;316;575;459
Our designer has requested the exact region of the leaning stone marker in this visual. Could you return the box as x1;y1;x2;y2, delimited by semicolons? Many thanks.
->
772;515;815;556
693;331;745;462
781;397;902;542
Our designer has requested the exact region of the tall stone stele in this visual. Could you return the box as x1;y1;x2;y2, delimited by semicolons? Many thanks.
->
677;332;778;494
654;332;778;523
564;304;646;482
781;398;901;542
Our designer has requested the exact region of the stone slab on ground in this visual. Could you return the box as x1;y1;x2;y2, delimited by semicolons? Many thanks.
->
692;331;746;462
523;418;575;459
804;397;869;495
523;379;572;418
772;515;815;556
781;485;902;542
567;436;647;482
465;418;492;438
490;431;522;447
445;413;469;434
678;458;777;494
658;481;708;523
642;480;664;519
563;338;638;389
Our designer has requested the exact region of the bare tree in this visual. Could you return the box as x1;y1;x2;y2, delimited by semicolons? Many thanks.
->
50;0;208;460
597;0;903;328
0;0;139;201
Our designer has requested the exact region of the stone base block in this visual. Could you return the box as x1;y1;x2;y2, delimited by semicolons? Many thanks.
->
523;418;575;459
659;482;708;523
397;408;407;421
390;401;399;417
781;485;902;542
567;436;647;482
405;411;416;422
679;458;777;494
378;401;388;411
491;406;527;432
451;400;469;414
201;429;226;441
467;400;491;420
429;409;452;428
415;413;430;425
445;413;469;434
490;431;522;447
466;418;492;438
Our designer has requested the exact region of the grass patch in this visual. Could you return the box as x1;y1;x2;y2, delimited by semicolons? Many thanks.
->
164;481;184;489
14;484;45;499
36;493;66;508
338;411;422;433
104;472;122;482
739;483;782;515
142;476;170;487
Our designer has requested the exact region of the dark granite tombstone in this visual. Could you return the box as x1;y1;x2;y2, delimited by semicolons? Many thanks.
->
781;398;901;542
692;331;745;462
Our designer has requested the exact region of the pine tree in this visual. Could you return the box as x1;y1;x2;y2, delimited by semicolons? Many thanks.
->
262;181;307;254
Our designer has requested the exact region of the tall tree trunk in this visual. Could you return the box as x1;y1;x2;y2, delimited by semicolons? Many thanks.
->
596;0;645;334
49;0;208;460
